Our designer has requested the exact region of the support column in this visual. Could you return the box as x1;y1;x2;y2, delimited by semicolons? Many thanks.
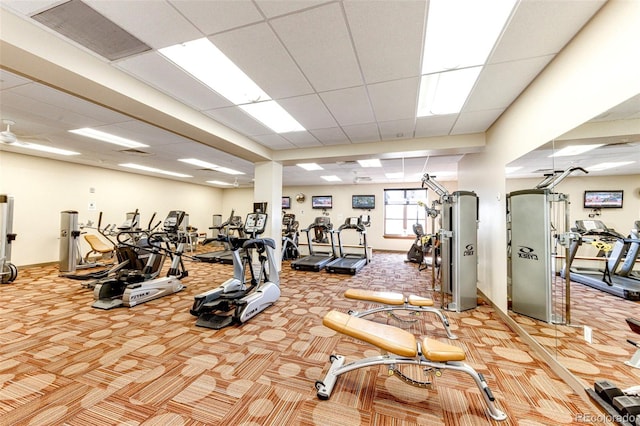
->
254;161;283;265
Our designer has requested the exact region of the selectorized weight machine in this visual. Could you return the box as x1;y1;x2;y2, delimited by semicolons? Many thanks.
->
0;194;18;284
422;174;478;312
507;167;587;323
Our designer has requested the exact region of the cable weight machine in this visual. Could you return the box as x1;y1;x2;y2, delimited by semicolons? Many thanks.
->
421;174;479;312
0;195;18;283
507;167;587;324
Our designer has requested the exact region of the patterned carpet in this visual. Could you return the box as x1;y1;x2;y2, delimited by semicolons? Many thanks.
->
0;248;617;425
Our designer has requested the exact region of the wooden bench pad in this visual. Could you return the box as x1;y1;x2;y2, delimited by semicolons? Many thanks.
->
323;310;464;362
344;289;434;307
84;234;113;254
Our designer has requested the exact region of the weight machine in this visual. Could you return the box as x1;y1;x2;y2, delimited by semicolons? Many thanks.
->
507;167;587;323
0;195;18;284
421;174;478;312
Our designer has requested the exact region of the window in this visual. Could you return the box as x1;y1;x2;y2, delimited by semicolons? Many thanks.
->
383;188;428;237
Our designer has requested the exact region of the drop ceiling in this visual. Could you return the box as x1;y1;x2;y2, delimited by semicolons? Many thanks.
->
0;0;637;188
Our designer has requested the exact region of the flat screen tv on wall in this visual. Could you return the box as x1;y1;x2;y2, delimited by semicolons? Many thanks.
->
312;195;332;209
584;190;623;208
352;195;375;209
282;196;291;209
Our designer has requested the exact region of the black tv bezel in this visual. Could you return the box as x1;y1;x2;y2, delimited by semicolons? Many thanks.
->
583;190;624;209
352;194;375;210
311;195;333;209
282;196;291;209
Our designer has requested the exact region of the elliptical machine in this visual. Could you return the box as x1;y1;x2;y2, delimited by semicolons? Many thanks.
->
92;210;187;309
190;212;280;329
281;213;300;260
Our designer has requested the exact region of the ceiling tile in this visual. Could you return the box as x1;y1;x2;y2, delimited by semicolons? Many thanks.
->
85;0;201;49
0;0;60;15
255;0;331;18
367;77;420;122
319;86;374;126
115;52;232;111
280;131;322;148
309;127;349;145
203;106;272;137
343;0;425;84
490;0;606;63
464;55;553;112
170;0;263;35
252;133;297;150
342;123;380;144
451;109;504;135
270;2;362;92
378;119;416;140
277;94;337;130
211;23;314;100
414;115;456;138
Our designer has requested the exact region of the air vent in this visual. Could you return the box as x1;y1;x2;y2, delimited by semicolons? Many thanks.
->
32;0;151;60
119;149;152;156
355;176;372;183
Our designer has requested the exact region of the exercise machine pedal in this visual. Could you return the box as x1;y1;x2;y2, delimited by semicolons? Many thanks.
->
196;313;235;329
595;380;625;404
613;395;640;417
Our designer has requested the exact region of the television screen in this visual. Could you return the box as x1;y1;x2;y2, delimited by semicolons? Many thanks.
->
312;195;332;209
282;196;291;209
584;190;623;208
352;194;375;210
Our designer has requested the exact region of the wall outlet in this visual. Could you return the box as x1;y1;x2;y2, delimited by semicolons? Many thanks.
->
584;325;593;344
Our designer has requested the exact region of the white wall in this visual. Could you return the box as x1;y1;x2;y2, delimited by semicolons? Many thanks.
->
459;0;640;312
0;151;222;266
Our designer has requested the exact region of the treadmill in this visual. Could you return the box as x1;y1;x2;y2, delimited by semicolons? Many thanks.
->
291;216;335;272
195;213;244;264
566;220;640;300
325;217;369;275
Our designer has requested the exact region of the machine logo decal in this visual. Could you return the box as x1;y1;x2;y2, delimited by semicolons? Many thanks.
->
463;244;475;256
517;246;538;260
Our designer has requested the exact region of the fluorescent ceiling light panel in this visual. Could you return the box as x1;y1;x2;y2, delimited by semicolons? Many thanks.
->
549;144;604;157
297;163;323;171
418;0;516;116
422;0;516;74
207;180;233;186
357;159;382;168
159;38;269;105
119;163;192;178
14;142;80;156
321;175;341;182
159;38;304;134
417;67;481;116
240;101;305;133
505;166;523;174
178;158;244;175
587;161;635;171
70;128;149;148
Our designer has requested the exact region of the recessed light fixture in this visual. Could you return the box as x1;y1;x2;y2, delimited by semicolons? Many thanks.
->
549;144;604;157
357;159;382;168
178;158;244;175
321;175;341;182
206;180;233;186
119;163;192;178
159;38;305;134
417;0;516;116
587;161;635;171
12;142;80;156
297;163;323;171
70;128;149;148
505;166;523;174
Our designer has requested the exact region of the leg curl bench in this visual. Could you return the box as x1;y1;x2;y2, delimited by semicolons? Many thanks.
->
316;310;507;422
344;288;457;339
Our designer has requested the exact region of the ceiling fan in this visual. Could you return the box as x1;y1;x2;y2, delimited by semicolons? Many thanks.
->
0;120;18;144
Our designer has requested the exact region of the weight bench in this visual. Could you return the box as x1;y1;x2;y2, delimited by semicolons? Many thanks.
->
344;288;457;339
316;310;507;422
84;234;114;261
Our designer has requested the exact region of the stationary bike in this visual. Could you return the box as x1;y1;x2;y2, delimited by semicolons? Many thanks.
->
190;212;280;329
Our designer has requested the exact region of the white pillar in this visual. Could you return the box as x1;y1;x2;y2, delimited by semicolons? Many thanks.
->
254;161;283;265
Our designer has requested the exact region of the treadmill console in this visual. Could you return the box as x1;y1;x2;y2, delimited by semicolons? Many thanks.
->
245;212;268;236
